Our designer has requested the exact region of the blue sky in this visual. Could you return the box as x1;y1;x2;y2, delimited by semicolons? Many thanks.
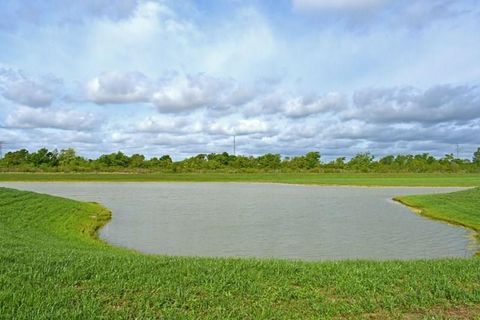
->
0;0;479;160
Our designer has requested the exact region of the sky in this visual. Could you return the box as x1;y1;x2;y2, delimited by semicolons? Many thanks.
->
0;0;479;160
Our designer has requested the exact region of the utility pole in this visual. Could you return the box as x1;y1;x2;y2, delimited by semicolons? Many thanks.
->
233;135;236;156
0;141;3;159
456;144;460;159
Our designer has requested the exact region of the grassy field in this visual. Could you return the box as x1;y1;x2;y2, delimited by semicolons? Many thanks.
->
1;187;480;319
395;188;480;238
1;172;480;186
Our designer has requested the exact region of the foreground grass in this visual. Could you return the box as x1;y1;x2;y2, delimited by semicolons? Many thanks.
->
1;188;480;319
1;172;480;187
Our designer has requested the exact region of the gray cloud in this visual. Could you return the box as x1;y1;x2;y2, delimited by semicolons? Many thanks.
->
291;0;476;31
0;0;140;31
0;69;58;108
3;67;480;160
152;74;227;112
292;0;387;11
86;71;151;104
283;92;347;118
243;89;347;118
207;118;274;136
132;114;274;138
332;121;480;145
134;116;199;134
345;85;480;124
86;72;258;113
80;74;480;159
4;106;99;131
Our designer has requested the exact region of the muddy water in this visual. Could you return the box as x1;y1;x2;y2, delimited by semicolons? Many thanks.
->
2;182;475;260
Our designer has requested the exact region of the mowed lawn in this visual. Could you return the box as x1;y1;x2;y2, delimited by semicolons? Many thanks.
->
1;187;480;319
395;188;480;234
1;172;480;187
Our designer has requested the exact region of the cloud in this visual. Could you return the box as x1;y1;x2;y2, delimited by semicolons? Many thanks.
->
86;71;257;113
283;92;347;118
133;114;272;137
1;0;480;160
0;0;140;31
152;74;227;112
152;74;260;113
69;0;140;21
291;0;475;32
292;0;387;11
208;118;272;136
134;116;198;134
2;80;54;108
243;89;347;118
0;68;57;107
86;71;151;104
345;84;480;124
4;106;99;131
330;121;480;144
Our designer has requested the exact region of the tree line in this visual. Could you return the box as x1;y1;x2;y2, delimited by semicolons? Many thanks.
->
1;147;480;173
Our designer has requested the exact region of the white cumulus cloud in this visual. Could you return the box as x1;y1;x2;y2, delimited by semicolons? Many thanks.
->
152;74;225;112
208;118;272;136
284;92;347;118
5;106;99;131
85;71;151;104
0;68;58;108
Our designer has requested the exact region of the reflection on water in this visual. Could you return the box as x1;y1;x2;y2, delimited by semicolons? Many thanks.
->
1;182;475;260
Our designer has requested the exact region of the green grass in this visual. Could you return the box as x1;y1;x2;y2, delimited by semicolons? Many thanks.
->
1;172;480;186
395;188;480;235
1;187;480;319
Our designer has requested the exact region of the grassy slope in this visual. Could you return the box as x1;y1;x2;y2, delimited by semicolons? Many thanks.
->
395;188;480;235
1;172;480;186
1;188;480;319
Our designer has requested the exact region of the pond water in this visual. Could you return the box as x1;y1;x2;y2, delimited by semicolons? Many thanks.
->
1;182;475;260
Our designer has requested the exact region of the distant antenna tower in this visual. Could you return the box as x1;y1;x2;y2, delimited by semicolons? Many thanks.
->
456;144;460;159
233;135;236;156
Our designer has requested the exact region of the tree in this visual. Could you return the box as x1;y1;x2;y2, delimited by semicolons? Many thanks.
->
257;153;281;170
442;153;455;163
379;155;394;165
97;152;130;167
305;152;321;169
348;153;374;171
334;157;346;168
129;154;146;168
3;149;29;167
58;148;77;167
474;147;480;165
28;148;59;167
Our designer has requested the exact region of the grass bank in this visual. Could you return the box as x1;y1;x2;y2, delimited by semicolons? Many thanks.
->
1;172;480;187
1;187;480;319
395;188;480;243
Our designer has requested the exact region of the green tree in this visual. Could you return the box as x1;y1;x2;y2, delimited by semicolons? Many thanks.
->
2;149;30;167
473;148;480;165
305;152;321;169
379;155;394;165
348;153;374;171
97;152;130;167
58;148;77;167
334;157;346;169
129;154;146;168
28;148;59;167
257;153;281;170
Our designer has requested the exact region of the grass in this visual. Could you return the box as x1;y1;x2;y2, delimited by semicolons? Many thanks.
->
1;171;480;186
395;188;480;239
1;187;480;319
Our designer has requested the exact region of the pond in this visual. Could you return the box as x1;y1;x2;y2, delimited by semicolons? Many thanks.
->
1;182;476;260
